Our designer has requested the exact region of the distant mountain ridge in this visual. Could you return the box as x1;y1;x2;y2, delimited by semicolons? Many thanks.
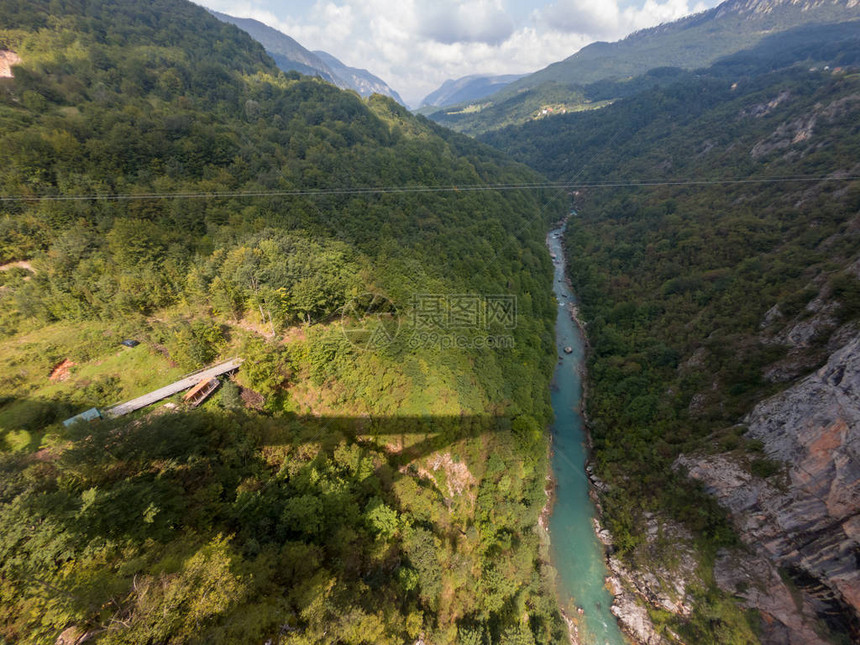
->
419;74;525;109
518;0;859;89
424;0;860;135
311;50;405;105
211;11;404;105
210;11;337;83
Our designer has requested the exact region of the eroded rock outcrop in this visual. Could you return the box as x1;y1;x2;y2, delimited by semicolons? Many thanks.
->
0;50;21;79
750;91;860;160
606;584;663;645
677;336;860;640
714;549;827;645
599;514;698;644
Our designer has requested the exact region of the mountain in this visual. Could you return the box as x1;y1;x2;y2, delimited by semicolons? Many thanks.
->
484;21;860;643
211;11;404;105
508;0;860;90
427;0;860;135
419;73;525;110
312;49;405;105
209;11;339;84
0;0;565;643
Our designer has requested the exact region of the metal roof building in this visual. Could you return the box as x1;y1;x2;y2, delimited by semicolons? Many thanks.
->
62;407;102;427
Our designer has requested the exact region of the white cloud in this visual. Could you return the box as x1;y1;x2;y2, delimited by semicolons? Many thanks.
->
537;0;708;40
418;1;515;45
195;0;716;106
538;0;621;38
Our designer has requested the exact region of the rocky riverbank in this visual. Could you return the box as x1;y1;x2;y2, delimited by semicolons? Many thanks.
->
581;335;860;644
585;469;692;645
557;225;665;644
547;223;627;644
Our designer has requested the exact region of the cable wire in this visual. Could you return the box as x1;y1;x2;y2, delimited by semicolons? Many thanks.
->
0;175;857;202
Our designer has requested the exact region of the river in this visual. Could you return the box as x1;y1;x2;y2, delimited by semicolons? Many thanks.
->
547;223;626;645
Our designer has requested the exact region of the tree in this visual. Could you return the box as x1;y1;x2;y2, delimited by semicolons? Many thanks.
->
113;536;245;644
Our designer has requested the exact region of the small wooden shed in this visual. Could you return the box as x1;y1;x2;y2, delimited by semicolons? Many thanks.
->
183;377;219;407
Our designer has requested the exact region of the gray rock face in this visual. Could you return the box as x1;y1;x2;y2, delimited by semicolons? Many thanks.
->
677;336;860;639
718;0;860;18
602;514;698;644
771;304;839;349
607;584;663;645
312;50;405;104
752;91;860;160
714;550;828;644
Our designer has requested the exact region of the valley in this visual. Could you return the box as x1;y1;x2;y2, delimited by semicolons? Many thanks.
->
483;19;860;641
0;0;858;643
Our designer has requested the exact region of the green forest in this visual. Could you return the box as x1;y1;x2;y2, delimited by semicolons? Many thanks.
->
2;0;859;643
485;21;860;643
0;1;568;643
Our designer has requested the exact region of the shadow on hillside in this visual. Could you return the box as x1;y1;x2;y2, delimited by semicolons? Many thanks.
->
710;20;860;76
0;392;512;463
0;395;558;645
0;397;537;604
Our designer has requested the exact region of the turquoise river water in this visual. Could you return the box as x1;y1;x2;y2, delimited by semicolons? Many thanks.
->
547;224;626;645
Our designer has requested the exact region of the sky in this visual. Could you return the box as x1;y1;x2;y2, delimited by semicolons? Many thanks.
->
195;0;721;106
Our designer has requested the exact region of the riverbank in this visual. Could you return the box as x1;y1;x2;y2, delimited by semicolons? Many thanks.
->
551;224;680;645
545;223;627;645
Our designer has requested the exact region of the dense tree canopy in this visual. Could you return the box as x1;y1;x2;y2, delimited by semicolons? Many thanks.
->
484;27;860;643
0;1;567;643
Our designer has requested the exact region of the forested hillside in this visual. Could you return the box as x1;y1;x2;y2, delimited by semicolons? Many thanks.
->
485;23;860;643
0;1;566;643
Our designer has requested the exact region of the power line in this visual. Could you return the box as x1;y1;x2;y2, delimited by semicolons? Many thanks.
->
0;175;857;202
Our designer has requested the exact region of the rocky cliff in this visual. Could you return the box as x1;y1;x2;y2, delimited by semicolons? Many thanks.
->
677;336;860;641
311;50;405;105
715;0;860;18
